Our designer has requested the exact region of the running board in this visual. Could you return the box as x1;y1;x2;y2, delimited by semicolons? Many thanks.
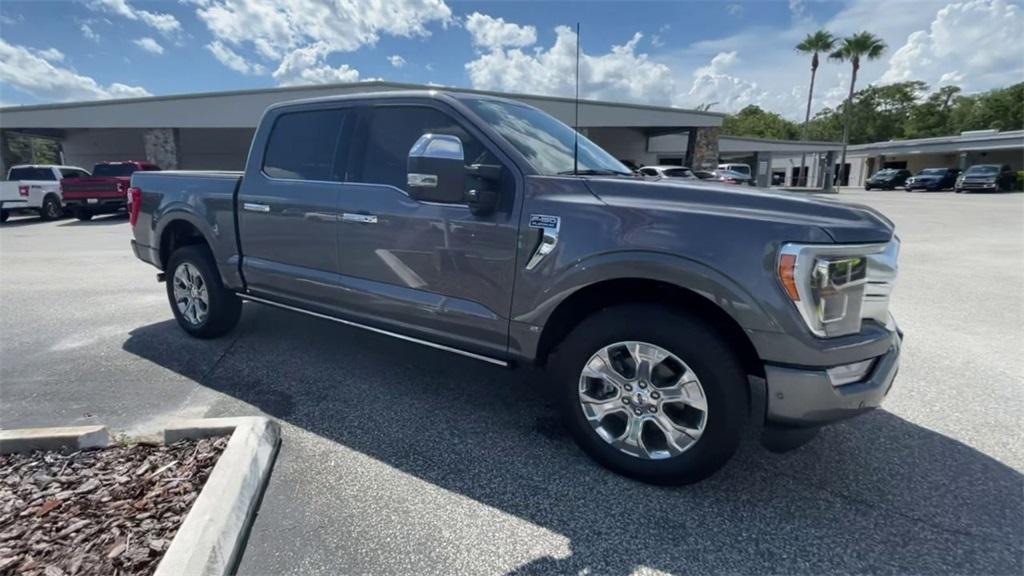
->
238;293;510;367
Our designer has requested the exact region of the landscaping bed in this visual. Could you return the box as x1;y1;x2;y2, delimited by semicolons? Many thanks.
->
0;436;227;576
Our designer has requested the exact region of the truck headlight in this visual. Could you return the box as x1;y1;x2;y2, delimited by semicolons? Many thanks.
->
778;239;899;337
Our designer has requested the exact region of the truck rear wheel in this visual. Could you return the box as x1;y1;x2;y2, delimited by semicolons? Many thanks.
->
40;195;62;221
0;210;8;223
166;245;241;339
74;208;93;221
552;304;748;485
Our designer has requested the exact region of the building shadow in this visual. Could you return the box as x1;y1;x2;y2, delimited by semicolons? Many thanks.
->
122;305;1023;575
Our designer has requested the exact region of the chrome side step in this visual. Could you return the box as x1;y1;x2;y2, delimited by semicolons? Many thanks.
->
238;293;510;367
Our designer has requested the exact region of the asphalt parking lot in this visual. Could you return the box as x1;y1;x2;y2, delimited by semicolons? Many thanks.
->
1;190;1021;575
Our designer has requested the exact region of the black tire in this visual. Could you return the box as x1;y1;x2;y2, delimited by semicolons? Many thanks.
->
552;304;749;485
39;195;63;221
74;208;93;221
165;245;242;338
0;210;8;223
864;185;871;191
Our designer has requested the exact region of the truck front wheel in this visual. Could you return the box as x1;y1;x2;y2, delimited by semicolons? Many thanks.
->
166;245;241;338
553;304;748;485
74;208;93;221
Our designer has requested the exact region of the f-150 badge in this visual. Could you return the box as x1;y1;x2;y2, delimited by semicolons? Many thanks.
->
527;215;560;270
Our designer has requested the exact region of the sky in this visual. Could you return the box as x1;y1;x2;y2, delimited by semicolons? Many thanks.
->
1;0;1022;119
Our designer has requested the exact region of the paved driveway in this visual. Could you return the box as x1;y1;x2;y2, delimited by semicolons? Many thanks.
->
1;191;1021;575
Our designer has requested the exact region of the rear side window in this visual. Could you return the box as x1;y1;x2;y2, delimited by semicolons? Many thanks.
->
349;106;491;192
263;109;346;181
9;167;55;181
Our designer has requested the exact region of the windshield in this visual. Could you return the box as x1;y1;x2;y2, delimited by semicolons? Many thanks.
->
919;168;946;175
92;163;138;177
873;169;895;177
462;98;630;176
965;165;999;175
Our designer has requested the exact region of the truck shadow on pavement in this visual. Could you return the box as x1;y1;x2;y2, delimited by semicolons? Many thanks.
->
123;305;1023;575
57;215;128;227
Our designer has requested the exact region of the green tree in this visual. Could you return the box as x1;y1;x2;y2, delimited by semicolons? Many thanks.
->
830;31;887;182
905;85;961;138
794;30;837;184
722;105;800;140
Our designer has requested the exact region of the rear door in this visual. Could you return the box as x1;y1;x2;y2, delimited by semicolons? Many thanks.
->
237;105;350;307
331;102;521;357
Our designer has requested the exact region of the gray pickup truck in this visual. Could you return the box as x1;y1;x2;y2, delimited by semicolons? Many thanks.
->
129;91;901;484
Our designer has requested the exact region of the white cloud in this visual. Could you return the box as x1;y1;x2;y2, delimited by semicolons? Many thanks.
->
272;43;361;86
679;51;775;112
89;0;182;35
81;23;101;42
35;48;65;63
195;0;451;87
388;54;407;68
133;37;165;55
465;12;536;49
880;0;1023;91
466;25;675;105
206;41;265;75
0;38;151;102
726;4;744;17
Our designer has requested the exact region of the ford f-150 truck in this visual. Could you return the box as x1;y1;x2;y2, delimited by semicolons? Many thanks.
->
129;91;902;484
63;161;160;221
1;164;90;222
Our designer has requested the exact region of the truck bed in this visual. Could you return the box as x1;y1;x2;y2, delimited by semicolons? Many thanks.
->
130;170;244;288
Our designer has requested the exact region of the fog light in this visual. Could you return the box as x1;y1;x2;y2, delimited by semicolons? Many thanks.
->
827;358;875;387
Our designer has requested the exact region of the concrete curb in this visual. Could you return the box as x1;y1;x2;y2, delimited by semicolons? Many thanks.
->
154;417;281;576
1;417;281;576
0;425;109;454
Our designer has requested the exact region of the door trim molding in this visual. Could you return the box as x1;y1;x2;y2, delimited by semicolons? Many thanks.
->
238;292;510;367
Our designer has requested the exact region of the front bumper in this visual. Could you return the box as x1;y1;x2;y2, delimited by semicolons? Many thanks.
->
763;327;902;427
905;182;942;191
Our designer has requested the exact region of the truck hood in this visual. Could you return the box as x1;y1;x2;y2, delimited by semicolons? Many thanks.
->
584;177;894;244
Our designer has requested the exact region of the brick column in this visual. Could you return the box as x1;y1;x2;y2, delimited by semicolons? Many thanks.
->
143;128;180;170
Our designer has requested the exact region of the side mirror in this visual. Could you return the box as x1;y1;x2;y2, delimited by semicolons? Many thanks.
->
407;134;466;204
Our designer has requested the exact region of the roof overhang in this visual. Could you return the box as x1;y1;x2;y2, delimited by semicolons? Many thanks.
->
847;131;1024;157
0;80;723;130
719;135;843;155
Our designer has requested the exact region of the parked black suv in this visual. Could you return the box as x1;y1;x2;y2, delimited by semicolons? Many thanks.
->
864;169;912;190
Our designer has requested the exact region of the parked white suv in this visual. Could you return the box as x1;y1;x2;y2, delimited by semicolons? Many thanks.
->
1;164;90;222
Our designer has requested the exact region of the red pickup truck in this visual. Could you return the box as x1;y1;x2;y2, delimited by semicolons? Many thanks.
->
62;161;160;221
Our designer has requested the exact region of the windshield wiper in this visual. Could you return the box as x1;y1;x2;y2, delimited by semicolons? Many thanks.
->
557;169;633;176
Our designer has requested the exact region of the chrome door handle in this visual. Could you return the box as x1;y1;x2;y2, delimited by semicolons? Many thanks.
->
243;202;270;213
342;213;378;224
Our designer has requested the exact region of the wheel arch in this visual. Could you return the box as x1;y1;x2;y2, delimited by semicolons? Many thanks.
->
534;277;765;379
157;215;210;270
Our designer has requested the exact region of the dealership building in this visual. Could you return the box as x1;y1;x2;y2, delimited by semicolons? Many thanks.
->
0;80;844;188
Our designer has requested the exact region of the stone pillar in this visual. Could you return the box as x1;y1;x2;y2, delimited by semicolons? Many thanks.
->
690;126;720;170
143;128;180;170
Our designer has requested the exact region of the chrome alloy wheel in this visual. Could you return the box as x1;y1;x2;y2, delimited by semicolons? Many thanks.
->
578;341;708;460
172;262;209;326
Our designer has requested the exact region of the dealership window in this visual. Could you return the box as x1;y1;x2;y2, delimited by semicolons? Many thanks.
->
263;109;347;181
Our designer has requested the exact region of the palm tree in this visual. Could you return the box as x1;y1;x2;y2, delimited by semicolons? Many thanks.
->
830;32;887;187
795;30;836;186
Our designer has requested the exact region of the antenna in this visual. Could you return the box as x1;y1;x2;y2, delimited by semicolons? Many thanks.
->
573;22;580;175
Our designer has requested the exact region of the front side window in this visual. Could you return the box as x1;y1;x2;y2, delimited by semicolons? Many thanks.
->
664;168;693;178
263;109;346;181
9;167;55;181
349;106;493;193
462;98;630;176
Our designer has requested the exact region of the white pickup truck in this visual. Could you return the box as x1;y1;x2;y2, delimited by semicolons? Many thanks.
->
1;164;91;222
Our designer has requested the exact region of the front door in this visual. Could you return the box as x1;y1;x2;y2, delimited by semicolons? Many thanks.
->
333;103;521;357
237;106;350;308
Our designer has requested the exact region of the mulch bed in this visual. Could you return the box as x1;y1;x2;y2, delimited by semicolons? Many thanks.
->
0;436;228;576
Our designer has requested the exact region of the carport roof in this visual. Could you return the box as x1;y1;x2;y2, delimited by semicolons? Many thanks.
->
0;80;724;130
847;129;1024;156
719;135;842;154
